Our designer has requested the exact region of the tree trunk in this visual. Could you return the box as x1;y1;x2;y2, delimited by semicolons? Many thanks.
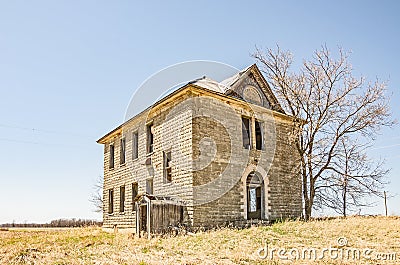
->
343;184;347;217
302;168;310;221
303;198;310;221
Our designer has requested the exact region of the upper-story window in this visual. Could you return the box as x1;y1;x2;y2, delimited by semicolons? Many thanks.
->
255;120;263;150
109;144;115;169
120;138;126;164
147;124;154;154
132;131;138;159
242;117;251;149
163;151;172;182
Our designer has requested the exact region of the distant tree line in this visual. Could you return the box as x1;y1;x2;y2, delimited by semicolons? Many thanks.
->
0;218;102;228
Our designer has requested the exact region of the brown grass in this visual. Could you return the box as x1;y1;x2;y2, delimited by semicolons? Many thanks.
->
1;216;399;264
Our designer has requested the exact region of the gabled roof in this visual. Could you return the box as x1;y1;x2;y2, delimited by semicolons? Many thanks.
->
189;76;225;93
223;64;284;113
97;64;287;143
190;64;284;113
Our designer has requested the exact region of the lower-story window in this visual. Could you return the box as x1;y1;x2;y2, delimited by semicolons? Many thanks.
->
120;186;125;212
146;178;153;194
132;182;138;210
108;188;114;214
163;151;172;182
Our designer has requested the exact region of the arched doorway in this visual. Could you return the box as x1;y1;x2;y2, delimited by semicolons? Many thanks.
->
246;172;263;219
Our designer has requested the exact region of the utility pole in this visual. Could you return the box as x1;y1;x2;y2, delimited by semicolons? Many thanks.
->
384;191;388;217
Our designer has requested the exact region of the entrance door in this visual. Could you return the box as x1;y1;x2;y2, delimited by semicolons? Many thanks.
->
247;173;263;219
139;205;147;232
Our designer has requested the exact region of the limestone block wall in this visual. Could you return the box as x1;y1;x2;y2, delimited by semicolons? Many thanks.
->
102;94;195;228
191;101;302;227
265;118;302;219
191;111;244;227
102;111;148;228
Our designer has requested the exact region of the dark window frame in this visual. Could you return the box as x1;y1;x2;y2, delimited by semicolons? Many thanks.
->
119;186;125;212
132;182;138;210
255;120;263;150
146;124;154;154
242;117;251;149
108;188;114;214
120;138;126;165
109;144;115;169
132;131;138;160
146;178;153;194
163;151;172;183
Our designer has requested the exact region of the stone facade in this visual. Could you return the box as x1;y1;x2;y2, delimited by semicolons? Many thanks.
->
97;64;303;230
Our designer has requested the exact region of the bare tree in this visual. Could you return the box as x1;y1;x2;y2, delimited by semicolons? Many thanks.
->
89;175;103;213
318;137;389;216
253;45;395;220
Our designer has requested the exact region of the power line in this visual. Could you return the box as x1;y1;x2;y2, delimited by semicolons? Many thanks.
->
0;138;40;145
371;143;400;150
0;137;92;148
0;124;93;139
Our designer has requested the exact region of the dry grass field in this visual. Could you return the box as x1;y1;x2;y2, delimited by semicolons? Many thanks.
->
1;216;399;264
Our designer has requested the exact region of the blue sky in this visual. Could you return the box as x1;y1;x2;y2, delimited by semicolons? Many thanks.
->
0;1;399;223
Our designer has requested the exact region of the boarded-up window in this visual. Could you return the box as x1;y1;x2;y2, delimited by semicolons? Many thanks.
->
109;144;115;169
120;186;125;212
132;131;138;159
242;117;251;149
108;189;114;214
146;178;153;194
132;182;138;209
120;138;126;164
163;151;172;182
255;121;263;150
147;124;154;154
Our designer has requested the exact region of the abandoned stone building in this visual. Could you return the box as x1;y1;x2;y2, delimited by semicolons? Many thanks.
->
97;64;302;234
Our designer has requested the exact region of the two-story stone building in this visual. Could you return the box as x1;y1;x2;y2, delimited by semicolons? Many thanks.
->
97;64;302;233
